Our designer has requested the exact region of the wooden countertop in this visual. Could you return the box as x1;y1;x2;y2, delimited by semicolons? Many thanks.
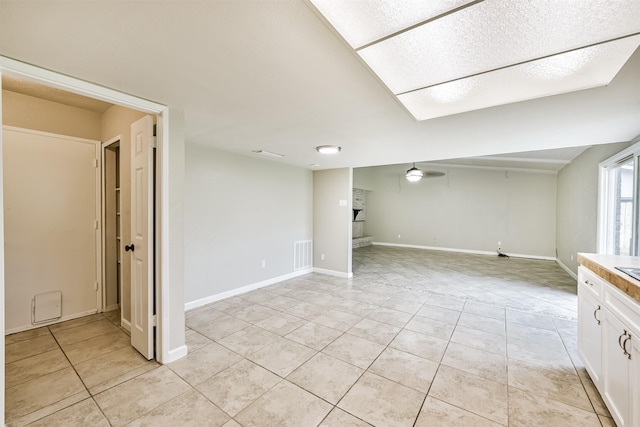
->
578;253;640;304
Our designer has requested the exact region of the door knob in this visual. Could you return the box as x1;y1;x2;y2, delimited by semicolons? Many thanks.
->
125;244;135;252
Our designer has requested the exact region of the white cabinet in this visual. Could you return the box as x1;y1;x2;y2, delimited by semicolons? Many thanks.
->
632;340;640;427
578;266;640;427
602;307;632;425
578;281;603;384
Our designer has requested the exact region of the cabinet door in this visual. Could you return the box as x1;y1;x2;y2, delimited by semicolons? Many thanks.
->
631;339;639;427
578;283;603;386
602;308;630;426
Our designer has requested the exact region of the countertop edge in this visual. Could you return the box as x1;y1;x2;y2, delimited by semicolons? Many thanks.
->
578;253;640;304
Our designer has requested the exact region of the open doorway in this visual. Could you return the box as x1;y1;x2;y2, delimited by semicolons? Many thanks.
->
102;138;123;324
101;115;156;361
2;73;161;362
1;57;186;370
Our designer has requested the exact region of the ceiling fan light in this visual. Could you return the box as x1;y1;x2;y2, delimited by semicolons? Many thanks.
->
405;165;423;182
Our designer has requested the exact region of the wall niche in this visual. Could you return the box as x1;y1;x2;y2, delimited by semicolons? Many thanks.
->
353;188;372;248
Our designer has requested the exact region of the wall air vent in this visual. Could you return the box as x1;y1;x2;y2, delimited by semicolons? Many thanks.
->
294;240;313;271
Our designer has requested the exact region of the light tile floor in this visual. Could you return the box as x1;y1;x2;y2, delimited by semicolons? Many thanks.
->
5;246;614;426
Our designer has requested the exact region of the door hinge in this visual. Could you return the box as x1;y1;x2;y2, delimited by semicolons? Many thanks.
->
152;314;157;327
93;158;99;168
95;220;99;230
150;136;157;149
94;282;98;291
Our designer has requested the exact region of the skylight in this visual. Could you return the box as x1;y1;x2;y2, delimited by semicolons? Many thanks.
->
310;0;640;120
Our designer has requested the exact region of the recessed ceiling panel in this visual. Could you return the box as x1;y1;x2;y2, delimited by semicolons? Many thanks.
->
397;36;640;120
358;0;640;94
309;0;475;48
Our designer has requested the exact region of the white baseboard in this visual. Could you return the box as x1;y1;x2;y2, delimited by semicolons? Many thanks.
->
372;242;556;261
556;258;578;280
121;318;131;332
166;345;188;363
185;268;313;311
312;267;353;278
5;309;99;335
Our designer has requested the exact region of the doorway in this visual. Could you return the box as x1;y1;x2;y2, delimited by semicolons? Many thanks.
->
102;138;124;326
0;57;186;369
101;117;156;361
2;96;155;360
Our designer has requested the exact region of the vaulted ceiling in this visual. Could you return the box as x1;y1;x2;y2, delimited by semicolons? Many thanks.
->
1;0;639;170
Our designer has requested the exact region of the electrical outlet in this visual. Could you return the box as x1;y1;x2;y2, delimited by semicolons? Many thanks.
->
261;260;266;268
321;254;325;261
571;254;574;261
398;234;401;239
497;241;502;251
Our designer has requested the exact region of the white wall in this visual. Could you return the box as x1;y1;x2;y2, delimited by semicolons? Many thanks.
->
184;144;313;305
162;107;186;359
556;142;631;274
313;168;353;275
357;164;557;257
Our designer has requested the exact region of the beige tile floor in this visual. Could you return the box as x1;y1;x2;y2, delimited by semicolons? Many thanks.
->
5;246;614;426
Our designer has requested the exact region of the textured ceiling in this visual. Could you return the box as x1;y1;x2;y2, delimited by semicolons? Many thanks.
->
311;0;640;120
0;0;639;170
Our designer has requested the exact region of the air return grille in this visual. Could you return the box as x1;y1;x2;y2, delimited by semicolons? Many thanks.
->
32;291;62;324
294;240;313;271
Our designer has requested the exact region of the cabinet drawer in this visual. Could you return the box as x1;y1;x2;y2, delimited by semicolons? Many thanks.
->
579;266;604;298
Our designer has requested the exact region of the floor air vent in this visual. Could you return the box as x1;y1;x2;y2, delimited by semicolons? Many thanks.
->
294;240;312;271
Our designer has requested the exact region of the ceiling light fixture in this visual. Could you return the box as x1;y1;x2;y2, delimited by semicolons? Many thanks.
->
405;163;423;182
252;150;284;158
316;145;342;154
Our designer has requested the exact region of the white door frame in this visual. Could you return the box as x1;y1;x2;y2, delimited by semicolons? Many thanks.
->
0;56;185;366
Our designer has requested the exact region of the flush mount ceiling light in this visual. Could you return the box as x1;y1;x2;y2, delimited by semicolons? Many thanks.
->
309;0;640;120
405;163;423;182
316;145;342;154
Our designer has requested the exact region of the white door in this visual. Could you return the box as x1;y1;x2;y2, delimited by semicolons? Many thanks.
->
128;115;154;359
3;127;100;331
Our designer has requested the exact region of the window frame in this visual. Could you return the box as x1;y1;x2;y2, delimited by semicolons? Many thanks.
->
598;140;640;256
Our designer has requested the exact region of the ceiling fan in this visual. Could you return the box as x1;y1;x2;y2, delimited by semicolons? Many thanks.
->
405;162;445;182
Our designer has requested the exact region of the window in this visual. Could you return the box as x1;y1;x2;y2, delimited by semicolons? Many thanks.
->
599;142;640;256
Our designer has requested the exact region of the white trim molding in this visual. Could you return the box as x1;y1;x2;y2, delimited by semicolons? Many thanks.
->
185;268;313;311
555;258;578;280
372;242;556;261
312;268;354;278
0;56;165;113
167;345;188;363
4;309;99;335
